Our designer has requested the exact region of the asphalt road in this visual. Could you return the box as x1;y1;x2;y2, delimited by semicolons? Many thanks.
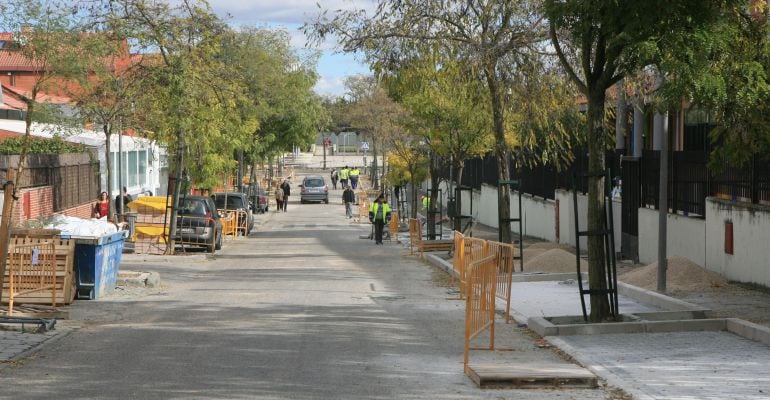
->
0;176;613;399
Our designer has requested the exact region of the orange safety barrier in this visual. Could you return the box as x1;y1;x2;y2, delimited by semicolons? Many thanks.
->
219;210;237;239
451;231;464;286
389;212;399;241
355;199;369;223
458;237;488;296
409;218;453;257
463;253;498;374
486;240;516;323
7;243;57;315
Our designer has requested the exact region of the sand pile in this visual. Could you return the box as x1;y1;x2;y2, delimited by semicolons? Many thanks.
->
620;256;728;292
523;248;587;273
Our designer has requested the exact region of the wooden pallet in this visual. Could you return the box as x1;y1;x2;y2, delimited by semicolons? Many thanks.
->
2;237;76;305
466;363;598;389
0;304;69;319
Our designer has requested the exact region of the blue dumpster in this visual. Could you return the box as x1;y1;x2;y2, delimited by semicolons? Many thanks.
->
69;231;127;300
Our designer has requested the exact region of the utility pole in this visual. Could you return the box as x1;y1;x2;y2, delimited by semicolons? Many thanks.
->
656;112;668;292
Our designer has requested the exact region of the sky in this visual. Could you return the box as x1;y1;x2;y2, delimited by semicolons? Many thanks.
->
207;0;374;98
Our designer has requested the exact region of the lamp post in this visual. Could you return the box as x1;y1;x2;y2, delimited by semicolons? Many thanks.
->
118;117;123;221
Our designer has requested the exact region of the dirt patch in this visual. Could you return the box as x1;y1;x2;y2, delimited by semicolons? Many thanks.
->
524;248;587;273
620;256;728;292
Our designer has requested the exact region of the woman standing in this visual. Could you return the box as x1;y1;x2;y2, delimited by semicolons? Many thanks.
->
273;185;284;213
93;192;110;219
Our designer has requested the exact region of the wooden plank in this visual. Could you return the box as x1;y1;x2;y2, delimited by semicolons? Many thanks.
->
0;304;68;319
466;363;597;389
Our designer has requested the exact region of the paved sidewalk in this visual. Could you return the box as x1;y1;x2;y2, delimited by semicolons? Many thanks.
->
551;331;770;400
0;330;60;362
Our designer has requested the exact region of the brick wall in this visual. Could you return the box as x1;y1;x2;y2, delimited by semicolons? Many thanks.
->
12;186;54;223
59;202;93;219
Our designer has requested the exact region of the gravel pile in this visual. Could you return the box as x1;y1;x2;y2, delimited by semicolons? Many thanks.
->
620;256;728;292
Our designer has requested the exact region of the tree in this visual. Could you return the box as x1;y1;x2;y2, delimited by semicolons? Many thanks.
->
305;0;547;243
0;0;111;298
544;0;725;321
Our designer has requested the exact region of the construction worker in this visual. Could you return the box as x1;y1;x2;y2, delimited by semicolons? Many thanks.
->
421;195;431;211
349;166;361;189
339;165;350;188
369;193;392;245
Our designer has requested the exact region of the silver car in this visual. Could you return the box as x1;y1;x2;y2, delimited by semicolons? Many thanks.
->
300;176;329;204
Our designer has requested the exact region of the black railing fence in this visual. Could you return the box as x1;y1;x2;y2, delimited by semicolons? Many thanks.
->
438;148;770;218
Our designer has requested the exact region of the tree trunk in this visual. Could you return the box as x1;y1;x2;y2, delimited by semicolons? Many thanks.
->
372;137;379;190
428;150;440;240
165;129;185;255
454;164;464;232
410;178;418;219
586;92;612;322
104;126;113;220
484;68;512;243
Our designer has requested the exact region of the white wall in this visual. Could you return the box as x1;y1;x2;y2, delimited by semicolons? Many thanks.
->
638;207;706;266
637;197;770;287
705;198;770;286
556;189;621;251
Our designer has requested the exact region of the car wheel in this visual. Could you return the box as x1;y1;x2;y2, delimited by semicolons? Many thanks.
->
215;231;223;250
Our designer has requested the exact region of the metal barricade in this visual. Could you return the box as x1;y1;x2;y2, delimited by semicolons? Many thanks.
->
408;218;422;255
234;210;249;237
389;212;399;241
7;243;57;314
452;231;465;286
486;240;515;323
459;237;488;298
463;253;498;374
219;211;237;239
356;200;369;223
176;215;218;251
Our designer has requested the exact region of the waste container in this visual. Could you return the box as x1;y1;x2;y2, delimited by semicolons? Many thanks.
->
70;231;127;300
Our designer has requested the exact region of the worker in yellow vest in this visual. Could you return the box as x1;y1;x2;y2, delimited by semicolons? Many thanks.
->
339;166;350;188
368;194;392;245
349;167;361;189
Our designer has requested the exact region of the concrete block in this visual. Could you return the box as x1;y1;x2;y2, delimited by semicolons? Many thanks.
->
726;318;770;346
528;317;557;337
424;253;455;277
557;322;646;336
644;319;726;333
618;282;711;313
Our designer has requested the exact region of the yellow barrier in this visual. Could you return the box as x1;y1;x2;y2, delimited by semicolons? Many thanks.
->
408;218;420;255
7;243;57;315
219;210;237;239
355;200;369;223
459;237;488;297
389;212;399;241
486;240;516;323
463;253;498;374
452;231;464;286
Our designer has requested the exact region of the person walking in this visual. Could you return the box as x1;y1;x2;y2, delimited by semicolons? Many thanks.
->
339;166;350;189
115;186;132;217
343;185;356;219
368;194;392;245
331;168;339;189
349;166;360;189
93;192;110;219
280;180;291;212
273;185;284;213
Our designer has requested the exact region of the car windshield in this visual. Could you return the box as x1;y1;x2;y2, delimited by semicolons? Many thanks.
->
214;195;244;209
305;178;324;187
180;199;209;216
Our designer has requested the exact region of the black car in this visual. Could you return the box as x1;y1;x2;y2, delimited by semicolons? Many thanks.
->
176;196;223;253
212;192;254;234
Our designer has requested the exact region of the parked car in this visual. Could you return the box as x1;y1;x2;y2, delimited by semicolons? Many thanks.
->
300;176;329;204
246;184;269;213
212;192;254;234
176;196;223;253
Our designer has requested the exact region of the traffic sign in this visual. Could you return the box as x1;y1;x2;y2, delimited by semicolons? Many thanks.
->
361;141;369;150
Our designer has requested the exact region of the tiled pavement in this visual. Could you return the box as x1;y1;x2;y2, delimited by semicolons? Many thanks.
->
0;330;59;362
550;330;770;399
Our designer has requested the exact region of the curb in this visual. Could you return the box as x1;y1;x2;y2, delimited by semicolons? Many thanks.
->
121;254;209;263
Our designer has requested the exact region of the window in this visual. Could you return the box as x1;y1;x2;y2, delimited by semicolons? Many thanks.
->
128;151;138;187
138;150;147;188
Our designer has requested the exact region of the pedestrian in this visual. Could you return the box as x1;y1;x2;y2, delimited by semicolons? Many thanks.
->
93;191;110;219
369;193;392;245
331;168;338;189
273;185;284;213
280;180;291;212
343;185;356;218
421;194;431;211
114;186;132;216
339;165;350;188
349;166;360;189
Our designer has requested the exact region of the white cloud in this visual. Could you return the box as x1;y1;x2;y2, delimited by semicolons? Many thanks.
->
313;75;346;97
